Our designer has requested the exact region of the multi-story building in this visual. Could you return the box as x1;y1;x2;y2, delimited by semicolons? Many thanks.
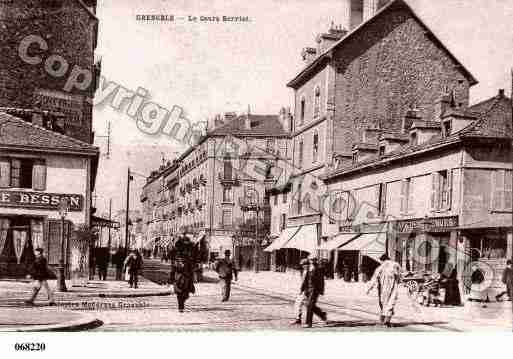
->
267;0;489;271
321;89;511;295
0;1;100;279
141;110;292;268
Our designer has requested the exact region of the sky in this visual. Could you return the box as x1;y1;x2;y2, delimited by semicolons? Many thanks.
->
91;0;513;216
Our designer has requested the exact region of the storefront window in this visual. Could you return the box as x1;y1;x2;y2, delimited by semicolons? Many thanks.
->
470;233;508;260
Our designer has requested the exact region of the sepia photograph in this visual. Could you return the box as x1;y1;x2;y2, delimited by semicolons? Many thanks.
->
0;0;512;355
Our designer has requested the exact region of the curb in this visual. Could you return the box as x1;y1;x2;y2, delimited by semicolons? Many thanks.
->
76;289;173;298
1;313;103;332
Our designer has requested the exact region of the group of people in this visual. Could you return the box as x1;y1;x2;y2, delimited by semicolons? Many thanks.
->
290;253;402;328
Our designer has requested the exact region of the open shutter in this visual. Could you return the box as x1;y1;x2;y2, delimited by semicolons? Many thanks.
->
0;158;10;188
504;170;512;210
446;170;453;210
400;180;407;213
491;170;504;210
408;178;414;213
430;173;439;211
32;160;47;191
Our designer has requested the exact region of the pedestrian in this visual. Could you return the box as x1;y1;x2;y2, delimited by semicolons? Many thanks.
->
366;254;402;327
173;258;195;312
290;259;310;325
301;256;327;328
113;247;125;281
25;248;55;306
97;248;108;281
124;250;141;288
496;260;512;302
215;250;238;302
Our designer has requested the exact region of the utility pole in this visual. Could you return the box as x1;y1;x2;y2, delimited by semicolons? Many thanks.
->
107;198;112;251
124;168;132;256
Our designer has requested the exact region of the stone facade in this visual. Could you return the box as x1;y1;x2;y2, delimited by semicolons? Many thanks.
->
0;0;99;143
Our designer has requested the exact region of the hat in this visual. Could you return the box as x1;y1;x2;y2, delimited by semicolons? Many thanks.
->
299;259;309;266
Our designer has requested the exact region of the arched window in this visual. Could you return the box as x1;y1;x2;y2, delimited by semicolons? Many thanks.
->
313;131;319;163
298;139;304;168
313;86;321;119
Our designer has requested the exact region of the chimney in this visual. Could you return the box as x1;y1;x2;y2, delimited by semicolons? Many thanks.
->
244;106;251;130
434;93;454;121
402;108;421;133
279;107;292;133
316;23;347;54
301;47;317;64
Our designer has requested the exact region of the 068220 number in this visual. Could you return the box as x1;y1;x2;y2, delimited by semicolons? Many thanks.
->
14;343;46;351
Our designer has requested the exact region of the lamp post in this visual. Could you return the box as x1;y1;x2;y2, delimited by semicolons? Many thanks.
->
124;167;134;256
57;197;69;292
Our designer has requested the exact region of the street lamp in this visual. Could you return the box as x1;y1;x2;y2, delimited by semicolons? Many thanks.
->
57;197;69;292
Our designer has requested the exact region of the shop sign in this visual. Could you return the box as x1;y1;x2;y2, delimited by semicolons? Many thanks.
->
33;89;84;125
394;216;458;233
0;191;83;211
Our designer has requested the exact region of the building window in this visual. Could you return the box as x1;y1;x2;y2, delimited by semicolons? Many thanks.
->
222;210;232;227
283;191;287;204
313;132;319;163
431;170;452;211
352;152;358;165
298;140;304;168
0;158;46;190
443;120;452;137
223;159;232;180
280;213;286;231
222;187;232;202
400;178;414;214
410;132;418;146
297;183;302;215
377;183;387;216
379;145;386;157
289;115;294;133
491;169;512;211
299;97;305;125
266;138;275;153
313;86;321;119
274;194;278;206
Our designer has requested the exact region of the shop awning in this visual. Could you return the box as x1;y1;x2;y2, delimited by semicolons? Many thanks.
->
264;226;300;252
282;224;318;253
319;233;360;251
340;232;387;259
209;236;233;253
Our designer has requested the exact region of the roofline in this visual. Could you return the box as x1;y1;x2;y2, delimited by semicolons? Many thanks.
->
287;0;478;89
0;144;99;157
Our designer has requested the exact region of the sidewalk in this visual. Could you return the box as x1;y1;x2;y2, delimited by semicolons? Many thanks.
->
0;307;102;332
207;270;512;331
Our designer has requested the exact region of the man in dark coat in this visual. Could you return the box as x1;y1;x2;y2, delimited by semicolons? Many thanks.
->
25;248;55;306
113;247;125;281
496;260;512;301
215;250;238;302
173;258;195;312
301;257;327;328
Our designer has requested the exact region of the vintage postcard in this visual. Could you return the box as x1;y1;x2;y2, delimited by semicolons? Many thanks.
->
0;0;512;355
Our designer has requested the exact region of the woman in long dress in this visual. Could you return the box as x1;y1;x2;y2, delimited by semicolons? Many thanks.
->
366;254;402;327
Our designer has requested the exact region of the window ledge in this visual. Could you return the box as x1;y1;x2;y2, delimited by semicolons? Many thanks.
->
490;209;513;214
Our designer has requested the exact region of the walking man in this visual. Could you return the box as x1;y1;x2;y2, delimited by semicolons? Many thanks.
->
215;250;238;302
290;259;310;325
173;258;195;312
496;260;512;302
124;250;141;288
366;254;402;327
301;256;327;328
25;248;55;306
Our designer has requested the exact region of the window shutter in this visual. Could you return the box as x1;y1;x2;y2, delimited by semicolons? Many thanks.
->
491;170;504;210
0;158;10;188
504;170;512;210
446;170;453;210
400;180;407;213
430;173;439;211
32;160;47;191
381;183;387;215
408;178;414;212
